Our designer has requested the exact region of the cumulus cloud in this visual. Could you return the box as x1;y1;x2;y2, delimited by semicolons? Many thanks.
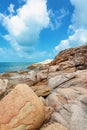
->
55;29;87;52
55;39;70;52
0;0;50;53
55;0;87;53
70;0;87;29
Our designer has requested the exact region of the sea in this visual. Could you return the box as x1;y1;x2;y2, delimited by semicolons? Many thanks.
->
0;62;34;73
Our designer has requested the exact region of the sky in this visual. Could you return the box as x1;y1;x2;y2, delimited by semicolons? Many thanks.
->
0;0;87;62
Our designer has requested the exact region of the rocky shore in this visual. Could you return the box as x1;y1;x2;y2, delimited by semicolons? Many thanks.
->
0;44;87;130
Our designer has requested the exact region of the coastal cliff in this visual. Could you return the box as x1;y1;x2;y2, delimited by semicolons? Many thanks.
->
0;44;87;130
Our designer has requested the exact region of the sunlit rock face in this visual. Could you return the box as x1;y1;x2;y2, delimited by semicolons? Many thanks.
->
0;84;45;130
51;44;87;72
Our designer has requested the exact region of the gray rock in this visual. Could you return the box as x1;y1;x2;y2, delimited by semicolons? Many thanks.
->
49;65;59;73
70;101;87;130
51;112;68;128
48;73;76;89
0;79;8;95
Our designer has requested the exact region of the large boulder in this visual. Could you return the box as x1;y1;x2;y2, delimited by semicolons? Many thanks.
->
0;84;45;130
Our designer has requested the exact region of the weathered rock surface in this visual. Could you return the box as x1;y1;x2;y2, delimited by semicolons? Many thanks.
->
48;73;76;89
0;79;8;96
40;123;67;130
46;70;87;130
51;44;87;72
0;44;87;130
31;85;51;97
0;84;45;130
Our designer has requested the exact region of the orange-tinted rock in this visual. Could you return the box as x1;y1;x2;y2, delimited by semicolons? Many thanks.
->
0;84;45;130
31;85;51;97
51;44;87;71
27;64;38;70
49;65;59;72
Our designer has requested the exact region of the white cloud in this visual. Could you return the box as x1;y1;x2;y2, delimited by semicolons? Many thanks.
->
55;0;87;54
0;0;50;53
55;29;87;53
70;0;87;29
49;8;69;30
55;39;70;52
8;4;15;14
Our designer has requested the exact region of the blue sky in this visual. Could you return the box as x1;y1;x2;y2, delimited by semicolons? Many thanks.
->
0;0;87;62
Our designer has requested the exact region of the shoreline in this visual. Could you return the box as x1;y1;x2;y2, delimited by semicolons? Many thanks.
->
0;59;52;74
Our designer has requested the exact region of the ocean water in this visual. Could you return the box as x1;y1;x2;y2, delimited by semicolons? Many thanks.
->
0;62;34;73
